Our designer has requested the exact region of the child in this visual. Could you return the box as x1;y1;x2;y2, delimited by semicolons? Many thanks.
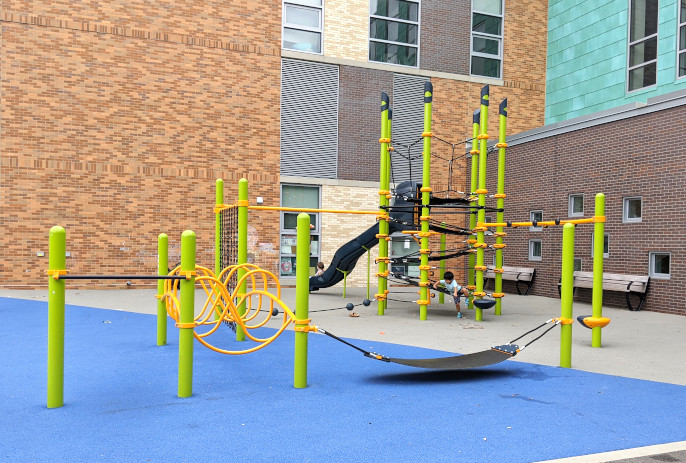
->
433;271;469;318
315;261;325;277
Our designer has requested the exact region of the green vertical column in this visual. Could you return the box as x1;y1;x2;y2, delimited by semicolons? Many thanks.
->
214;179;224;321
560;223;575;368
157;233;168;346
178;230;196;398
377;93;390;315
475;86;489;322
419;81;433;321
439;229;446;304
364;246;371;300
236;178;248;341
468;111;479;311
47;226;66;409
592;193;606;348
494;99;507;316
294;213;311;388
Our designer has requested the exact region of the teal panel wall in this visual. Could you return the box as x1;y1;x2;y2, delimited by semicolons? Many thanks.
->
546;0;686;124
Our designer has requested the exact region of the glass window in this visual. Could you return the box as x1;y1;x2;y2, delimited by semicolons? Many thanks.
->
530;210;543;232
679;0;686;77
283;1;323;54
574;258;582;272
529;239;542;261
628;0;659;91
390;234;420;276
623;196;643;223
280;185;321;277
649;252;671;279
569;194;584;217
369;0;420;67
471;0;503;78
591;233;610;258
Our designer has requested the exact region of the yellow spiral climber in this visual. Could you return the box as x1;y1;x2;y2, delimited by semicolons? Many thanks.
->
162;264;301;355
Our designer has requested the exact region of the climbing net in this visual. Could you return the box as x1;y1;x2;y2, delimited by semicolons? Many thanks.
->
219;205;239;294
161;263;303;355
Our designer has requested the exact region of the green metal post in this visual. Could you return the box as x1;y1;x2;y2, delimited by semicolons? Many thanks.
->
419;81;433;321
592;193;606;348
294;213;311;388
178;230;196;398
468;111;479;311
157;233;168;346
236;178;248;341
495;99;507;316
475;86;489;322
47;225;66;409
439;229;446;304
377;93;390;315
365;246;371;300
560;223;575;368
342;270;348;298
215;178;224;320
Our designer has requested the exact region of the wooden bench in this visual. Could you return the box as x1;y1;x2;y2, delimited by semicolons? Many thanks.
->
484;265;535;295
557;271;650;311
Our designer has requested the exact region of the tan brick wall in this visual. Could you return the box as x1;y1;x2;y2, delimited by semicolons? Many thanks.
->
320;184;379;288
0;3;282;288
324;0;368;62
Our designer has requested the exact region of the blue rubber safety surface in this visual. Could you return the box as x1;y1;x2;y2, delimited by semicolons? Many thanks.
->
2;297;686;463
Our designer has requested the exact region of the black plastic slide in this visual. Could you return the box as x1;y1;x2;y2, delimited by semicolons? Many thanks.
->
309;221;402;291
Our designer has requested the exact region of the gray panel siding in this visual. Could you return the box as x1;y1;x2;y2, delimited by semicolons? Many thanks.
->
281;59;339;179
390;73;429;185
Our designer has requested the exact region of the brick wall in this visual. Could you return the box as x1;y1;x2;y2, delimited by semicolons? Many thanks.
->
420;0;471;75
0;2;282;288
477;103;686;315
324;0;368;62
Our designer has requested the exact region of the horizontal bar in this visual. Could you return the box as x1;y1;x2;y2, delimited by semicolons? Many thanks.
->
57;275;187;280
248;206;379;215
480;217;596;228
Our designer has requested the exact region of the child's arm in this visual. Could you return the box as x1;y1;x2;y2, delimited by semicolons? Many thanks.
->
433;280;439;289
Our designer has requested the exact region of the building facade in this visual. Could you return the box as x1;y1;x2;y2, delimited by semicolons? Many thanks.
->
546;0;686;124
0;0;548;289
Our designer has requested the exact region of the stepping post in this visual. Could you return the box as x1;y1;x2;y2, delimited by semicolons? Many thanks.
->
47;226;66;409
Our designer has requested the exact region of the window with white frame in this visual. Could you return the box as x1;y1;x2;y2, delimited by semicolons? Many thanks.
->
569;194;584;217
529;239;542;261
628;0;659;91
591;233;610;258
678;0;685;77
649;252;671;279
280;185;321;277
283;1;323;54
530;210;543;231
574;258;582;271
471;0;504;78
369;0;420;67
623;196;643;222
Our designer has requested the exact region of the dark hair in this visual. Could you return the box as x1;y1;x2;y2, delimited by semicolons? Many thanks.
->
317;262;325;269
444;271;454;280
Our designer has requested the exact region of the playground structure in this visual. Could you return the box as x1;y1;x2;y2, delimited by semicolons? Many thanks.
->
45;83;611;408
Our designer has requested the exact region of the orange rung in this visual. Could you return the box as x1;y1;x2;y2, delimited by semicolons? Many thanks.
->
492;293;505;298
472;291;486;297
475;189;488;194
493;244;506;249
416;300;431;305
474;265;487;271
419;265;431;271
422;132;433;138
420;186;432;193
466;285;476;290
495;142;508;148
494;193;506;199
473;243;488;248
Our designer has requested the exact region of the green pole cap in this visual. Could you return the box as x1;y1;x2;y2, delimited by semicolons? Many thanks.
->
381;92;389;111
473;110;480;124
499;99;507;117
480;85;490;105
424;81;433;103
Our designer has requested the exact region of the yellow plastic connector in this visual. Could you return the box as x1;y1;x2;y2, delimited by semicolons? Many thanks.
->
554;317;574;325
475;189;488;194
416;299;431;305
375;294;387;300
495;142;508;148
476;134;490;140
378;190;390;196
422;132;433;138
470;150;480;155
492;293;505;298
46;269;69;279
473;243;488;248
418;265;431;271
175;322;196;329
472;291;486;297
418;281;431;287
474;265;487;271
593;216;606;223
420;186;432;193
236;200;249;207
379;138;391;144
493;244;507;249
376;271;389;277
494;193;506;199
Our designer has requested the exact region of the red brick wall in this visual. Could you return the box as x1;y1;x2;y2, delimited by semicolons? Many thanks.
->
477;104;686;315
0;4;282;288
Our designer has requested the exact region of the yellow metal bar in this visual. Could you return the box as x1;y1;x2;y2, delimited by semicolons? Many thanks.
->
247;206;378;215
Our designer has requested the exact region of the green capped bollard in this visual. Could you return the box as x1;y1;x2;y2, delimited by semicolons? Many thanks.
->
592;193;606;348
178;230;196;398
47;226;66;409
157;233;168;346
560;223;575;368
294;213;311;389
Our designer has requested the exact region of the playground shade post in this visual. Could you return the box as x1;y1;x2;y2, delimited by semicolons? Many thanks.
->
157;233;168;346
468;111;479;310
377;93;390;315
592;193;606;347
178;230;196;398
495;99;507;316
560;223;575;368
419;81;433;321
47;225;66;409
294;213;310;388
475;85;489;322
236;178;248;341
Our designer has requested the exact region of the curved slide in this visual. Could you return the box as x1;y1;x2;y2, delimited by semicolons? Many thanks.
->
309;221;403;291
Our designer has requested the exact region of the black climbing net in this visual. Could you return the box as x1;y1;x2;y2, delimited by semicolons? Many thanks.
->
219;205;239;294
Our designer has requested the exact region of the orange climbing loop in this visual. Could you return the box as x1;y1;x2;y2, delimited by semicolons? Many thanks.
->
161;263;309;355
